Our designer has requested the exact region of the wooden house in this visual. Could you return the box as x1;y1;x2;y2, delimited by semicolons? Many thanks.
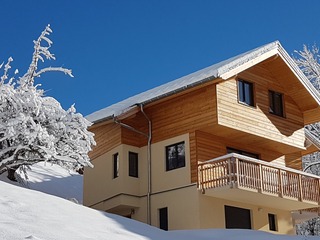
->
84;41;320;234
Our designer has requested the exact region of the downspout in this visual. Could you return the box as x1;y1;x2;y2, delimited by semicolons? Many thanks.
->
113;104;152;225
139;104;152;226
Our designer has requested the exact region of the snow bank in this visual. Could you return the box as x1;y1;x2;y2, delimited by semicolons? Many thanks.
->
0;162;83;203
0;180;318;240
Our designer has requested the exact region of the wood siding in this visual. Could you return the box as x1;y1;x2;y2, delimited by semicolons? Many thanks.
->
217;64;305;150
89;123;121;160
90;83;218;160
146;84;217;143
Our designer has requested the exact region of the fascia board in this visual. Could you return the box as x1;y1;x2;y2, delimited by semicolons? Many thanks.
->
219;48;279;80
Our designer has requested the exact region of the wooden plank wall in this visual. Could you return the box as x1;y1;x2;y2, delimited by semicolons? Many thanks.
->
216;64;305;150
88;123;121;160
146;84;217;143
90;83;217;160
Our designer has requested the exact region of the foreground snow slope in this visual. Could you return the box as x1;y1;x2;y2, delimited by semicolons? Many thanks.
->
0;162;83;203
0;180;319;240
0;180;165;240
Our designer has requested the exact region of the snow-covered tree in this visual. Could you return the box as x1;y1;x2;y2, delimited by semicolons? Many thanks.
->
295;45;320;176
0;25;95;180
294;44;320;236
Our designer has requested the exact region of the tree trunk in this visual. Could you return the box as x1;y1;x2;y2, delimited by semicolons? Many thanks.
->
7;166;19;182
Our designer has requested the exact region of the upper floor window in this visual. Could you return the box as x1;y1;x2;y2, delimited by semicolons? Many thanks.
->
237;79;254;106
129;152;138;178
113;153;119;179
166;142;185;171
269;90;284;117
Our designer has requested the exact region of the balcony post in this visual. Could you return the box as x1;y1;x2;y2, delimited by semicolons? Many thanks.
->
227;158;233;188
298;174;303;202
200;164;204;192
235;157;239;188
278;170;283;198
258;163;263;193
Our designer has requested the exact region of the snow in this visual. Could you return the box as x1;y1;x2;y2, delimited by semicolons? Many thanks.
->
0;165;319;239
0;162;83;203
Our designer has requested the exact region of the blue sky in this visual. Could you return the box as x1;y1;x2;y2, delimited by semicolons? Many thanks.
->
1;0;320;116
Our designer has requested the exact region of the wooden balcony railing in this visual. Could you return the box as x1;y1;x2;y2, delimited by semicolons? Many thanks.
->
198;153;320;204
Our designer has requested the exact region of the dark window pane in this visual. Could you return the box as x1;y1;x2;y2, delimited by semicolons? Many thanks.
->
238;80;244;102
129;152;138;178
113;153;119;178
269;90;284;117
166;142;185;171
159;207;168;231
268;213;277;231
238;80;254;106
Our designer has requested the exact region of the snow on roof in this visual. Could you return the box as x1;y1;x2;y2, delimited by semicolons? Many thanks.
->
85;41;298;124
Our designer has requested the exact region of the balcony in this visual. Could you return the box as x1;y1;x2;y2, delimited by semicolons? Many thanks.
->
198;153;320;210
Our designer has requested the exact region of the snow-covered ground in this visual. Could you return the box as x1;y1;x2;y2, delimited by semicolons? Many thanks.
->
0;164;319;240
0;162;83;203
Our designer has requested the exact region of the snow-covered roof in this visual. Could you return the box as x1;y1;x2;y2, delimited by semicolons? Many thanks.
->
86;41;320;124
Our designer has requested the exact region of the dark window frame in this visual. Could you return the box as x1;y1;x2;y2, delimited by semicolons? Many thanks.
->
237;79;255;107
268;213;277;231
269;90;284;117
165;141;186;171
129;151;138;178
113;153;119;179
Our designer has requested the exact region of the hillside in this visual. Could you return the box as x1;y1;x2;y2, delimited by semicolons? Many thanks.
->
0;165;318;240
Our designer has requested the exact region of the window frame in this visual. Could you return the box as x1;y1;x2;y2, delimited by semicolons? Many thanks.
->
268;90;285;118
237;79;255;107
128;151;139;178
165;141;186;171
113;153;119;179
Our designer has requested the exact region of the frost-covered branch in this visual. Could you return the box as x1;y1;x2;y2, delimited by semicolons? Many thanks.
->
294;44;320;91
34;67;74;78
21;24;73;87
0;25;95;180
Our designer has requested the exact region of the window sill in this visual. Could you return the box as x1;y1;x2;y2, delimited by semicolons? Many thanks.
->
269;112;286;119
238;101;256;109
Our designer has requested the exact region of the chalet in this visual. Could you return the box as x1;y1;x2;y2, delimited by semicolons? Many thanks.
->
84;41;320;234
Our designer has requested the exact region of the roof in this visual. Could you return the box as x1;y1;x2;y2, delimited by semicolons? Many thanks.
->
86;41;320;124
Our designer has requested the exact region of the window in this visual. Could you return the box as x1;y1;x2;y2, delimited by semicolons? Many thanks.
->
268;213;277;231
238;79;254;106
225;205;252;229
129;152;138;178
113;153;119;178
166;142;185;171
227;147;259;159
159;207;168;231
269;90;284;117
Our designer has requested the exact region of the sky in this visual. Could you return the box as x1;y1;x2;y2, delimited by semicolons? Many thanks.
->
1;0;320;117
